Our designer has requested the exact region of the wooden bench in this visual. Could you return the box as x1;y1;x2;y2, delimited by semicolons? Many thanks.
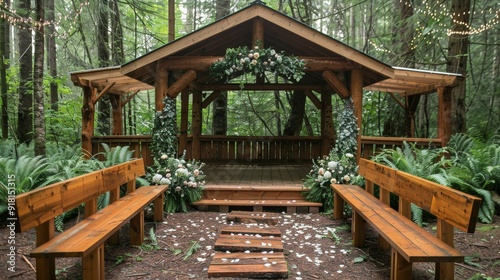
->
14;158;168;280
332;159;482;280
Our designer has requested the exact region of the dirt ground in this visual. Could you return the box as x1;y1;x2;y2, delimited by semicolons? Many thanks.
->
1;210;499;280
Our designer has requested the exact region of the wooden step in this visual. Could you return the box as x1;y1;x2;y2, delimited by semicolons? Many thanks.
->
208;252;288;278
202;186;309;201
221;225;282;237
214;234;283;252
227;211;280;226
193;198;322;214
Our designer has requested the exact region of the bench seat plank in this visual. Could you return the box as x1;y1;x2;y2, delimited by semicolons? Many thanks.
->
31;185;168;258
333;184;463;263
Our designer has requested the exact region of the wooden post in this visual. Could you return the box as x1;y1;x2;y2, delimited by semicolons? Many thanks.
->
81;87;95;158
436;219;455;279
320;91;333;156
179;89;189;155
350;69;363;162
252;17;264;47
155;62;168;111
110;95;122;135
192;90;202;160
36;219;55;280
438;86;452;146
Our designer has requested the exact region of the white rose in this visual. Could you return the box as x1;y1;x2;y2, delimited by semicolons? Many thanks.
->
330;178;337;184
343;175;351;182
152;174;163;184
345;153;354;158
160;178;171;185
161;154;168;160
328;161;338;169
318;168;325;175
323;171;332;180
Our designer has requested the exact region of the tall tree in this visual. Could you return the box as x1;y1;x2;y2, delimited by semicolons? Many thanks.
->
97;0;111;135
447;0;470;133
17;0;33;144
212;0;230;135
46;0;58;112
0;0;10;138
34;0;46;156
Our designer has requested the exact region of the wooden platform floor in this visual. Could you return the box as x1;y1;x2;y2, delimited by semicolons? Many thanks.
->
203;164;310;188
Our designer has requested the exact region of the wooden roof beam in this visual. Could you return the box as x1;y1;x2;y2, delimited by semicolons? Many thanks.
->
200;84;324;91
304;90;321;109
202;91;221;108
167;70;197;98
93;82;116;104
322;71;350;99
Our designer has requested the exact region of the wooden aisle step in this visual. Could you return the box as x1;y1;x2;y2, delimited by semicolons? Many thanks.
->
208;211;288;278
227;211;280;225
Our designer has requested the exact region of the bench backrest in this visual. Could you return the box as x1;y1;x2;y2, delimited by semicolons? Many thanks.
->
15;158;145;233
358;159;481;233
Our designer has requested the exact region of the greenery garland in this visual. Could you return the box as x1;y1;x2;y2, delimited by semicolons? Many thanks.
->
209;45;305;82
303;102;361;213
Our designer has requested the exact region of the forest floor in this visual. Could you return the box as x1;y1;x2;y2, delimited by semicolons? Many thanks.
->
1;210;499;280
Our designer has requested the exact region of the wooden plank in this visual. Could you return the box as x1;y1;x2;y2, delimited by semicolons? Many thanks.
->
221;225;281;237
227;211;280;225
332;184;464;263
192;199;322;207
215;235;283;252
30;185;168;258
208;262;288;278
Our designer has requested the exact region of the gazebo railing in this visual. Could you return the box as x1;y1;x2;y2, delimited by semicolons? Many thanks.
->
90;135;443;166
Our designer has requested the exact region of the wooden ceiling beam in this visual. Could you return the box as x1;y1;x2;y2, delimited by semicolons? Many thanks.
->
202;91;222;108
304;90;321;109
199;83;324;91
93;82;116;104
167;70;197;98
322;71;350;99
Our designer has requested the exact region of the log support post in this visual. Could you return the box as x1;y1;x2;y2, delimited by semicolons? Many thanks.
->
320;90;333;156
82;87;95;158
350;69;363;162
438;86;452;146
155;62;168;111
179;89;189;154
192;90;202;160
110;95;122;135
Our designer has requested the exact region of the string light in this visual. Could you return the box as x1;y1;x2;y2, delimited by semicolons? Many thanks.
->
0;0;90;37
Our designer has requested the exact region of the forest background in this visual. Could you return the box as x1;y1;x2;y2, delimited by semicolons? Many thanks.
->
0;0;498;155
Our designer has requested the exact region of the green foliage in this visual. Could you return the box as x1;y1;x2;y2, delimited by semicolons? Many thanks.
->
96;143;134;167
183;240;201;260
209;45;305;82
148;151;206;213
304;104;361;212
151;96;178;161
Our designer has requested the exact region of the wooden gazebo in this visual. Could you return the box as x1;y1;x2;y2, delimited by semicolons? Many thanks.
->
71;2;459;184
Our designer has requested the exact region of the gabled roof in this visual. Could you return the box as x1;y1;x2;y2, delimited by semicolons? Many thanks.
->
71;2;460;96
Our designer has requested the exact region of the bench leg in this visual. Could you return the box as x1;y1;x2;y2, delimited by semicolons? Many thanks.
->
153;193;165;222
391;249;412;280
130;210;145;246
351;211;366;247
435;262;454;280
36;258;55;280
333;191;344;219
83;243;105;280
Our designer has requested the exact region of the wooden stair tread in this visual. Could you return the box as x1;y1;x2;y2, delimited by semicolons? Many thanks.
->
193;198;322;206
227;211;280;225
209;251;288;278
221;225;282;237
212;251;285;260
215;234;283;252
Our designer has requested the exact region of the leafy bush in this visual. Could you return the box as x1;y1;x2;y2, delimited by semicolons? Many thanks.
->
303;103;361;212
148;151;205;213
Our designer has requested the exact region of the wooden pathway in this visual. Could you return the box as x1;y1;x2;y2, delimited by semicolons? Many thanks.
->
208;211;288;278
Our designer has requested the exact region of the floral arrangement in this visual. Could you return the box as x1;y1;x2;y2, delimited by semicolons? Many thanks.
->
303;103;361;213
209;45;305;82
149;151;206;213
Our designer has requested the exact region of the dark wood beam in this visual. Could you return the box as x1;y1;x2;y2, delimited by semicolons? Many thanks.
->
322;71;350;99
202;91;221;108
167;70;197;98
92;82;115;104
200;83;324;91
304;90;321;109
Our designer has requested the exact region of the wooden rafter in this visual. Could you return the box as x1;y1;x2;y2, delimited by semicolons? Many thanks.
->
322;71;350;99
167;70;197;98
93;82;116;104
202;91;222;108
304;90;321;109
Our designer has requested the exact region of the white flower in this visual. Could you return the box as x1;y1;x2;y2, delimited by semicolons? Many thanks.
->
323;171;332;180
318;168;325;175
152;174;163;184
160;178;171;185
253;52;260;59
194;169;200;176
345;153;354;158
328;161;338;169
343;175;351;182
160;154;168;160
251;59;258;65
176;168;189;176
248;53;254;58
330;178;337;184
175;186;182;192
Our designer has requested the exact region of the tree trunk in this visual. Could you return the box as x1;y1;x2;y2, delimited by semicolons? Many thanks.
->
283;90;306;136
34;0;46;156
97;0;111;135
212;0;230;135
447;0;470;134
46;0;58;112
0;0;10;139
17;0;33;144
